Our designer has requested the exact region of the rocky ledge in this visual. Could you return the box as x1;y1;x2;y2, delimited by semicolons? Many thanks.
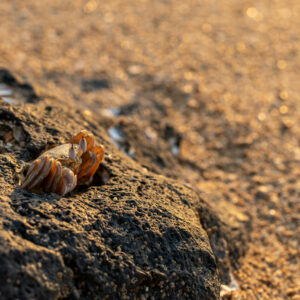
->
0;73;248;299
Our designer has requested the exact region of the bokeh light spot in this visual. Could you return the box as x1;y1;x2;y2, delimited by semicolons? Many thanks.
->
277;60;287;70
279;105;288;114
279;90;288;100
84;0;98;13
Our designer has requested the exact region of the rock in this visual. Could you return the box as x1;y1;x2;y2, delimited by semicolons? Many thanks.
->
0;101;220;299
196;194;250;285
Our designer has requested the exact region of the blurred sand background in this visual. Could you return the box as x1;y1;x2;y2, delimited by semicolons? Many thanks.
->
0;0;299;299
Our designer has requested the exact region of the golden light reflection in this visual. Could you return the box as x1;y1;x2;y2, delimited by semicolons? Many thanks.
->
279;90;288;100
277;60;287;70
257;112;266;121
246;7;258;18
246;7;263;21
279;105;288;114
83;0;98;13
184;72;194;80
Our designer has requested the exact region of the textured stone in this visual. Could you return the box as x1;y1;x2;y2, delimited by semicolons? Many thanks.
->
0;102;220;299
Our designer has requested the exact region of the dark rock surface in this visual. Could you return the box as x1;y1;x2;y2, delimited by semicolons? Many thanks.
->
0;96;239;299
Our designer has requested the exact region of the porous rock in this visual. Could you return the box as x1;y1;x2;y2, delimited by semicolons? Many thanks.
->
0;101;220;299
